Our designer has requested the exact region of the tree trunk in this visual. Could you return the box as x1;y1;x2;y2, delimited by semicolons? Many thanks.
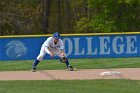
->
65;0;71;33
41;0;51;33
58;0;60;32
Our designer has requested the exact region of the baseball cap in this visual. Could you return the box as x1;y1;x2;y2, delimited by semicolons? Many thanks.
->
53;32;60;39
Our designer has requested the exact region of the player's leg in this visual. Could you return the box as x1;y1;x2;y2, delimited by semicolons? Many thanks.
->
59;56;70;67
55;49;75;71
32;46;46;72
59;56;75;71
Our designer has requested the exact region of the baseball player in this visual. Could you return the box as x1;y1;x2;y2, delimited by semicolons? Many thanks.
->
32;32;75;72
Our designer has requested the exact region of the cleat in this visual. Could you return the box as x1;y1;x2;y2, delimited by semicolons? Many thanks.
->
31;67;36;72
68;66;74;71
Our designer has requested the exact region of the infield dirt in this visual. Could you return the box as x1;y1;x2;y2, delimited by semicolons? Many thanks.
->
0;68;140;80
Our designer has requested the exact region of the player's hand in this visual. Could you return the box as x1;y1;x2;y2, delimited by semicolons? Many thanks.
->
61;52;65;57
50;52;54;58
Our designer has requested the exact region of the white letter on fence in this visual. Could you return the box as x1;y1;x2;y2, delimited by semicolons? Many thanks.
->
99;37;110;54
86;37;97;55
74;38;85;55
113;36;124;54
126;36;137;54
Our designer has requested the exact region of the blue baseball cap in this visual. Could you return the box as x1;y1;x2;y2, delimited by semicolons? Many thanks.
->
53;32;60;39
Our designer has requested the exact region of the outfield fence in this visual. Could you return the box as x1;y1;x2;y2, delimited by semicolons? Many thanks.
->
0;32;140;60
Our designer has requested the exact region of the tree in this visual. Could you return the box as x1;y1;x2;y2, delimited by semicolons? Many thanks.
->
41;0;51;33
87;0;140;32
0;0;41;35
0;0;139;35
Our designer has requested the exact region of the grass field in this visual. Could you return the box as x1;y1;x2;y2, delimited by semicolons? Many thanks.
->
0;57;140;93
0;80;140;93
0;57;140;71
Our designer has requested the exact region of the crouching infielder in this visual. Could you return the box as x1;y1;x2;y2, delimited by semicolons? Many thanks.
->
32;32;75;72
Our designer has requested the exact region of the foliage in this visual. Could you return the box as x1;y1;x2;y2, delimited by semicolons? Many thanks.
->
74;17;92;33
0;0;41;35
86;0;140;32
0;0;140;35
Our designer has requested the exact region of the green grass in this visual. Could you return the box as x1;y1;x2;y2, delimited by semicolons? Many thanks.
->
0;80;140;93
0;58;140;93
0;57;140;71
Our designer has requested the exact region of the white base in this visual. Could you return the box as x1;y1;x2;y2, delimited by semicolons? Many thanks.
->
100;71;121;76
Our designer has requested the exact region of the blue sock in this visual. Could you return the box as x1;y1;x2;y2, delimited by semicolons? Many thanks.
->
32;59;40;68
65;59;70;67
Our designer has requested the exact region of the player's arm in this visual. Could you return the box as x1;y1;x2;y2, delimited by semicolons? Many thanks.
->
60;49;65;56
59;40;65;57
44;38;54;57
44;47;54;57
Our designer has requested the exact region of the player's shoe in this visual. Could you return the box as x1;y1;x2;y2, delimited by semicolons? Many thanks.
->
31;67;36;72
68;66;74;71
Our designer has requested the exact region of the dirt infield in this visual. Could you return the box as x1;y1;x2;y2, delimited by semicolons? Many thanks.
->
0;68;140;80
